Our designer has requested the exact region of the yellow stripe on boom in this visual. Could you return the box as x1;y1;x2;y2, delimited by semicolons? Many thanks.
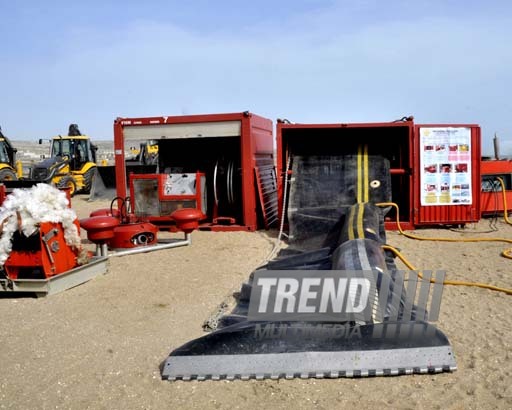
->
363;144;369;202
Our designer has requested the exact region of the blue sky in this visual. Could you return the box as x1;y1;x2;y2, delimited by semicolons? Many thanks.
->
1;0;511;155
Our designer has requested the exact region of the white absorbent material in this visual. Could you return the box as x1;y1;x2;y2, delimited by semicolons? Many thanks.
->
0;184;82;265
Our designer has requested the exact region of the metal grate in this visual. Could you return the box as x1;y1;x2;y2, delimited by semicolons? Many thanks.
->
255;165;278;229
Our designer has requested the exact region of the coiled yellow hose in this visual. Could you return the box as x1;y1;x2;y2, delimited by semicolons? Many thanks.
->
377;202;512;296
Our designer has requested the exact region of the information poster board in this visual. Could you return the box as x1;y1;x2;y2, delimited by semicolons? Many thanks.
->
419;127;472;206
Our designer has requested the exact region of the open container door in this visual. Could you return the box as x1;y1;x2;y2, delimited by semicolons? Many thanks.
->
413;124;481;226
277;119;416;231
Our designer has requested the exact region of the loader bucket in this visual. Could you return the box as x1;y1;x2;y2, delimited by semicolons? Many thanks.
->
89;167;115;200
2;180;40;190
90;164;157;201
161;153;456;381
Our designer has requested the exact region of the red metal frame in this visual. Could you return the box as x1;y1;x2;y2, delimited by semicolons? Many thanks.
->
480;159;512;214
129;172;206;224
0;184;6;206
413;124;481;226
114;112;273;231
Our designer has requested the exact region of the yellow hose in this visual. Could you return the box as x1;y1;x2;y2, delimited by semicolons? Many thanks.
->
377;201;512;259
377;202;512;296
496;177;512;226
496;177;512;257
382;245;512;295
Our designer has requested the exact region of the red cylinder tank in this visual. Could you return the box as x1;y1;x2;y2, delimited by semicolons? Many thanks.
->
171;208;203;233
80;216;120;243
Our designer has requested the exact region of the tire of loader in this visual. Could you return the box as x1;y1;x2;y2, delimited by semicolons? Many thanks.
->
58;176;77;197
83;166;96;194
0;168;18;181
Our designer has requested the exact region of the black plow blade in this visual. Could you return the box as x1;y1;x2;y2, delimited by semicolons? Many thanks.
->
161;321;456;381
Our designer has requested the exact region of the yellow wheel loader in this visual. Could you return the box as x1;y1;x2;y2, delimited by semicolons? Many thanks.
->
31;124;98;196
0;126;23;181
128;140;159;165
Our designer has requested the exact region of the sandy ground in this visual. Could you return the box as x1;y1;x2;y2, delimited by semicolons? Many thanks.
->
1;195;511;410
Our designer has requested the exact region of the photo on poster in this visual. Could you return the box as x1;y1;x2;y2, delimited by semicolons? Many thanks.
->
440;163;452;173
455;163;468;173
424;164;437;173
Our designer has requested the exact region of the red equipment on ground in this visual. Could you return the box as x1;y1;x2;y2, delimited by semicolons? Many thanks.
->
79;215;120;257
81;197;159;252
4;221;80;280
108;222;158;249
0;184;109;297
171;208;203;233
80;196;202;257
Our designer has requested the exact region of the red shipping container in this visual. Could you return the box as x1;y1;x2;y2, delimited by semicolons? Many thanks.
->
277;119;481;229
113;112;274;231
